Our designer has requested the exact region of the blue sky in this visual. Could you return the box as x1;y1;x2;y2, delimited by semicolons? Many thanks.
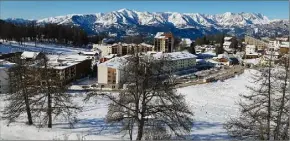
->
0;1;288;20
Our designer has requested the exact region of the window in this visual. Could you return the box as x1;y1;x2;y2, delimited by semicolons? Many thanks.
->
112;85;115;89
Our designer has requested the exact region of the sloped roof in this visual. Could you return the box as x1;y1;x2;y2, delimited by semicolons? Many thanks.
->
21;51;40;59
98;56;127;69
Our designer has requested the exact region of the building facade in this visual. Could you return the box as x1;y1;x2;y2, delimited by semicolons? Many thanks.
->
0;60;15;94
154;32;174;53
97;51;197;89
244;36;268;51
93;43;154;57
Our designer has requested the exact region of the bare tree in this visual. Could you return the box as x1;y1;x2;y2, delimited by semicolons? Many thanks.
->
85;52;194;140
225;51;290;140
273;55;290;140
2;57;36;125
32;55;80;128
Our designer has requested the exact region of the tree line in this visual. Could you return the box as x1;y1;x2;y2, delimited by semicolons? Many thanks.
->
0;20;90;47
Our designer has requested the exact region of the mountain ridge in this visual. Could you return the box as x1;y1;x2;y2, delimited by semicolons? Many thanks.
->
2;9;289;39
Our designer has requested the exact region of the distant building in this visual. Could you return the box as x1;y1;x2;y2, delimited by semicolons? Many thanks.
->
149;51;197;71
223;37;233;52
79;51;99;66
180;38;192;48
245;45;260;59
0;60;15;94
244;36;268;51
279;42;289;55
93;43;154;57
154;32;174;53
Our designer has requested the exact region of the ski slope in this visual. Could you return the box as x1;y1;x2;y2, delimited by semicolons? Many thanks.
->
0;69;257;140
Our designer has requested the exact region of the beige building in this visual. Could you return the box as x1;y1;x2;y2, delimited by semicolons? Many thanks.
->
154;32;174;53
244;36;268;51
97;57;127;89
93;43;154;57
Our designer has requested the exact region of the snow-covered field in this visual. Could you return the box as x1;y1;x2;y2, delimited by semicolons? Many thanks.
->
0;69;256;140
0;41;90;55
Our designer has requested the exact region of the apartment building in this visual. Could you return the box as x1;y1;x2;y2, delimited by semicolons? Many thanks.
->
223;37;233;52
97;51;197;89
0;60;15;94
97;57;127;89
93;43;154;57
149;51;197;71
244;36;268;51
279;42;289;55
245;45;260;59
154;32;174;53
40;54;92;85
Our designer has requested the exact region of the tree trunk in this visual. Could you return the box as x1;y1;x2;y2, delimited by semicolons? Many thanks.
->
47;92;52;128
20;69;33;125
136;119;145;140
24;93;33;125
266;50;273;140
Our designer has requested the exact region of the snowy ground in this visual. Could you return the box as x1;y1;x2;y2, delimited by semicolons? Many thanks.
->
0;41;90;55
0;69;257;140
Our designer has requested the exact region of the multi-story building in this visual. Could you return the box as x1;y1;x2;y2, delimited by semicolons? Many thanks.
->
245;45;260;59
223;37;233;52
0;60;15;94
244;36;268;51
279;42;289;55
97;51;197;89
97;57;127;89
40;54;92;86
154;32;174;53
149;51;197;71
93;43;154;57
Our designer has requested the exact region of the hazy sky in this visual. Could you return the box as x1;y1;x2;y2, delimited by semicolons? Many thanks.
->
0;1;288;20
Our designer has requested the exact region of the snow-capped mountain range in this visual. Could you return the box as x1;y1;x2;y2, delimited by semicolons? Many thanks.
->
4;9;289;39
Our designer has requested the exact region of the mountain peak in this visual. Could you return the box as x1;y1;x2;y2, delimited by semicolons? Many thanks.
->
117;8;132;12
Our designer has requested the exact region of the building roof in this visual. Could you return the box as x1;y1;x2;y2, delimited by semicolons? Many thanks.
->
151;51;197;61
140;43;153;48
280;42;289;48
46;54;89;70
154;32;172;39
223;41;232;46
21;51;40;59
80;51;99;55
224;37;232;41
98;56;127;69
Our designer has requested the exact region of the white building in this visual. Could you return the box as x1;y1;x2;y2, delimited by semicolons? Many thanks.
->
97;51;197;89
245;45;260;59
92;44;112;57
149;51;197;71
0;60;15;94
223;37;233;52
